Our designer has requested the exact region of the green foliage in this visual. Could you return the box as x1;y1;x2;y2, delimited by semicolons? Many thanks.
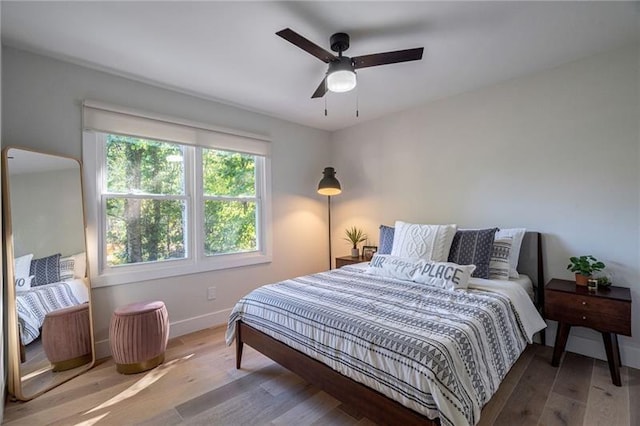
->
105;134;257;265
566;255;605;276
204;200;256;255
202;148;257;255
343;226;367;249
203;149;255;196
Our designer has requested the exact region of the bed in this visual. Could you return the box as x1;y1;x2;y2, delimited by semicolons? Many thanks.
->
227;232;545;426
16;278;89;346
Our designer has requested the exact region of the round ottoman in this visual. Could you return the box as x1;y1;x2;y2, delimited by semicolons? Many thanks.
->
109;301;169;374
42;303;92;372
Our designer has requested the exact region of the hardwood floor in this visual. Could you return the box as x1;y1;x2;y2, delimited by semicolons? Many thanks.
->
3;326;638;425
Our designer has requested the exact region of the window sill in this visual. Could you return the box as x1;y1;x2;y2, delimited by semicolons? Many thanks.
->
90;252;272;288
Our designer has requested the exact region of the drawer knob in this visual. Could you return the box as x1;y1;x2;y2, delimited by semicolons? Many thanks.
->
582;316;587;320
582;301;586;305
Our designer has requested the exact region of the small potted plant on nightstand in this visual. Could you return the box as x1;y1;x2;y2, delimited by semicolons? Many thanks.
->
344;226;367;258
567;255;605;286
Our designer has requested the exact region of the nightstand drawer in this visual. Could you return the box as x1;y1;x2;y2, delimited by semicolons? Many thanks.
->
546;290;631;335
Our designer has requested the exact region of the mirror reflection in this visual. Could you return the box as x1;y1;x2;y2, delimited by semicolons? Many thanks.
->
3;147;94;400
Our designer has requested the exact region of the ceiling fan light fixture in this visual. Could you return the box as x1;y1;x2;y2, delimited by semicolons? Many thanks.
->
327;70;356;93
327;57;356;93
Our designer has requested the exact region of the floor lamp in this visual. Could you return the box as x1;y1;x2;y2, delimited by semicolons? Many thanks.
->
317;167;342;269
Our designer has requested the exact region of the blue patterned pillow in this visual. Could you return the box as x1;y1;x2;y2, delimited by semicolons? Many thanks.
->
30;253;61;286
447;228;498;279
378;225;395;254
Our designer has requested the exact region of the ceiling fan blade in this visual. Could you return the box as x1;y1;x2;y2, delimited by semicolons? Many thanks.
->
276;28;337;63
352;47;424;69
311;77;328;98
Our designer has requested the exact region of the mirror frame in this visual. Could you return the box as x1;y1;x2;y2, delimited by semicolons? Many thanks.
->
2;146;95;401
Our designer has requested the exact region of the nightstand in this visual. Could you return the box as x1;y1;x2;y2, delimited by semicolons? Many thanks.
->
335;255;367;268
545;278;632;386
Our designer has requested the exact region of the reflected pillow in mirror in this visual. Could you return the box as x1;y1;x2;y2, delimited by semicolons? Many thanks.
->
60;256;75;281
72;252;87;279
30;253;61;286
15;275;34;292
14;253;33;286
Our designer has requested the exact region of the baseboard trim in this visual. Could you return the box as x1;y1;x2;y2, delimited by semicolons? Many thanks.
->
95;308;232;359
545;321;640;370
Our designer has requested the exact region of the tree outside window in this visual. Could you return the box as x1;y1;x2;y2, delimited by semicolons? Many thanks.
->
104;135;260;267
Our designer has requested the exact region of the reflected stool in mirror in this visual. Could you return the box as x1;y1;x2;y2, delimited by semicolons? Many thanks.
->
109;301;169;374
42;303;92;372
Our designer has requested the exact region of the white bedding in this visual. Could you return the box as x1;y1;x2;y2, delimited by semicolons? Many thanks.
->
16;278;90;345
227;265;546;426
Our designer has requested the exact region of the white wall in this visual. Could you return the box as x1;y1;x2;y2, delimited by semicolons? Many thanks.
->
1;46;332;357
9;168;84;258
330;44;640;368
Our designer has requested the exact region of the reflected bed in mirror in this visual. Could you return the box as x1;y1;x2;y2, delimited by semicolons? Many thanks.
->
2;147;95;401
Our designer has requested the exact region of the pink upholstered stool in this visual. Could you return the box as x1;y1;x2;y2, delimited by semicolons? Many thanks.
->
42;303;92;372
109;301;169;374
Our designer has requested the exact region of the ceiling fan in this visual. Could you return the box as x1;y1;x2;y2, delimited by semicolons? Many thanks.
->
276;28;424;99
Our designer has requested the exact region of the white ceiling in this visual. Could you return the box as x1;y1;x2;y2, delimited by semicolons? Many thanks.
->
2;1;639;131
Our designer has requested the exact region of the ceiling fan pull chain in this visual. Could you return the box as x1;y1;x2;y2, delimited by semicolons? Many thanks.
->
324;95;328;117
356;87;359;118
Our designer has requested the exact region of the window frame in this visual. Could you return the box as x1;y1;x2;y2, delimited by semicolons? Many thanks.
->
83;129;272;288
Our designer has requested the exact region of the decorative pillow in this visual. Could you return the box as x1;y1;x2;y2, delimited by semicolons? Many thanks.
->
72;252;87;278
30;253;61;286
378;225;395;255
489;236;513;280
15;275;34;292
495;228;526;278
391;221;457;262
14;253;33;286
59;256;76;281
412;260;476;290
364;254;422;281
447;228;498;279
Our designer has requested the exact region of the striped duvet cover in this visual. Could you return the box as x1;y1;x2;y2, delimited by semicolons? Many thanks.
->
226;265;545;426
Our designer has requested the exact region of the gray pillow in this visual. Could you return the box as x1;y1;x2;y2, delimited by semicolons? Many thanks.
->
30;253;61;286
447;229;498;279
378;225;395;255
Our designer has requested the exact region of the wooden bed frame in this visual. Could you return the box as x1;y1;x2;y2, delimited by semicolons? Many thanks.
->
235;232;544;424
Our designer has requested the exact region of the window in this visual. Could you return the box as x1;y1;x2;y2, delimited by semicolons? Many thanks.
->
83;101;271;287
104;135;188;266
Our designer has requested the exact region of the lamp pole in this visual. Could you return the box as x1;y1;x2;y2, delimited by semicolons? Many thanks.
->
317;167;342;270
327;195;332;269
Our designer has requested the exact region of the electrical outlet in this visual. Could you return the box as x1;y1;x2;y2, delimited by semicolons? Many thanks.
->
207;286;216;300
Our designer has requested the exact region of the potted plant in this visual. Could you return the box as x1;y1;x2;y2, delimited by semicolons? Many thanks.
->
567;255;605;286
344;226;367;257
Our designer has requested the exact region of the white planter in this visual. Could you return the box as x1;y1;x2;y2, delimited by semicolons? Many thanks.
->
351;248;359;258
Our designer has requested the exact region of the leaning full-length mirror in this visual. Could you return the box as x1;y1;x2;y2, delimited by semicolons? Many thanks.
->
2;147;94;400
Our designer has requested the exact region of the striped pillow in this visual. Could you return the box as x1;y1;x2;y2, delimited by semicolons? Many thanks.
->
59;256;76;281
489;237;513;280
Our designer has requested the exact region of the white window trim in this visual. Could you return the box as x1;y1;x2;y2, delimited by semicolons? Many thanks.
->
82;105;272;288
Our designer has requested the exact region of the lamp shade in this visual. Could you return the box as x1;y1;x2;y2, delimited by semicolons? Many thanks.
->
326;58;357;93
317;167;342;196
